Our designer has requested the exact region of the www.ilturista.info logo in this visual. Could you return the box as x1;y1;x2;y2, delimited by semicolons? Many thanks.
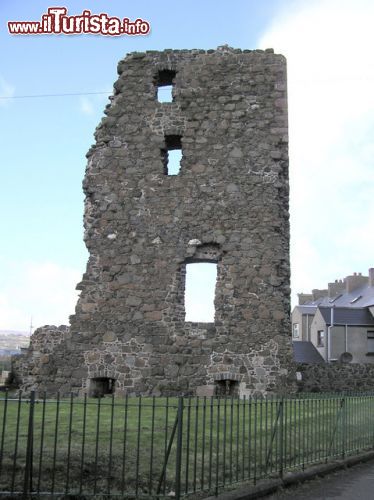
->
8;7;151;36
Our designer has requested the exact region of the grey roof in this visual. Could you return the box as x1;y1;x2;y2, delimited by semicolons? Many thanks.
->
293;341;325;364
318;307;374;326
299;284;374;309
294;305;318;315
299;296;330;307
328;283;374;308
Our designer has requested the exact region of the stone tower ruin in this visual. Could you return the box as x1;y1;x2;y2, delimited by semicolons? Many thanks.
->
15;47;295;397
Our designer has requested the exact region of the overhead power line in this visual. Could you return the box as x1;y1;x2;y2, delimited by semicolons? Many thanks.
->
0;91;112;99
0;87;175;100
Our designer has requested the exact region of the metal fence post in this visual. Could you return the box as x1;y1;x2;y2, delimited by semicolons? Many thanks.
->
175;397;184;500
279;398;284;478
23;390;35;497
341;397;346;459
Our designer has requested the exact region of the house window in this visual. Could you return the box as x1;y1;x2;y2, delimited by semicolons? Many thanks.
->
317;330;325;347
155;69;176;103
185;262;217;322
367;331;374;353
161;135;182;175
293;323;300;339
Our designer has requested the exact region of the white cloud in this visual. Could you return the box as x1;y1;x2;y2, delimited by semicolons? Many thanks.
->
79;88;112;116
0;76;15;107
80;96;94;115
0;260;82;331
258;0;374;304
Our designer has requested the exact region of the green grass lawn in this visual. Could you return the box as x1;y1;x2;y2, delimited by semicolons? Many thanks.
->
1;393;374;497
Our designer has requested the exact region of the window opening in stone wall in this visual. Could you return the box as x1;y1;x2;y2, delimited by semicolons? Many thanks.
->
185;262;217;322
159;85;173;102
215;379;239;397
161;135;182;175
156;69;176;103
89;377;115;398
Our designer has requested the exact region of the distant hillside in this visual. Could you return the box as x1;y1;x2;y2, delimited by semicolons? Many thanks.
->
0;330;30;353
0;330;29;336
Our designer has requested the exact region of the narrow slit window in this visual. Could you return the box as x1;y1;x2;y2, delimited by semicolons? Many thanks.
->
156;69;176;103
185;262;217;322
168;150;182;175
162;135;182;175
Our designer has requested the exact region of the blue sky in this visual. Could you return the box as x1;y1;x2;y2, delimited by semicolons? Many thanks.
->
1;0;373;330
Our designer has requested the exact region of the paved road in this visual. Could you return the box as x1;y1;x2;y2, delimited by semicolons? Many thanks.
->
265;461;374;499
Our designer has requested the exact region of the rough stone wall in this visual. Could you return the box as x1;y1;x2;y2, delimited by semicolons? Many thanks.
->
296;363;374;392
11;325;69;392
15;47;296;396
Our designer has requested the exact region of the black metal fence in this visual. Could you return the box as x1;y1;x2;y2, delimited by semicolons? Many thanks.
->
1;391;374;497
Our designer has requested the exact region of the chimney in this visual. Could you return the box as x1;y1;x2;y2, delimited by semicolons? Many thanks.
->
312;289;328;301
369;268;374;287
345;272;368;293
298;293;313;305
328;279;345;299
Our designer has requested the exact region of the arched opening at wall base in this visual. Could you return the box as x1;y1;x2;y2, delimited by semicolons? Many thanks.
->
89;377;116;398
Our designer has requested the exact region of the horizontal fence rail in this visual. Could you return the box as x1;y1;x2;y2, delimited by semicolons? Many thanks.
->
1;391;374;497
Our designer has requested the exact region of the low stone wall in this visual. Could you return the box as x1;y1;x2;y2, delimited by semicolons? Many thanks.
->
11;323;295;397
296;362;374;393
14;326;374;396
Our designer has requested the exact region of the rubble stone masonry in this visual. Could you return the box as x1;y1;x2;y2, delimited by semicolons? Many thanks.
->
13;47;296;396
